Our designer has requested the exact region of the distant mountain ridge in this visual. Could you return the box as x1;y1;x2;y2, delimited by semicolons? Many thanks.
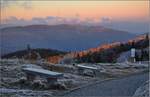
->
0;24;136;55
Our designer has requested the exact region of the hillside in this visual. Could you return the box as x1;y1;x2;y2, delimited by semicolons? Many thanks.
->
117;47;149;63
1;48;67;59
0;24;136;55
58;34;149;63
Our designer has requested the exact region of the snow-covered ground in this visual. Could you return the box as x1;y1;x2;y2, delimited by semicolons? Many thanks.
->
117;47;149;63
78;62;149;77
117;51;130;63
0;59;149;97
0;59;97;97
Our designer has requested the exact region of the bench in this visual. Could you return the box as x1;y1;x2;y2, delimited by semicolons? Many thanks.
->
22;67;63;84
76;64;98;76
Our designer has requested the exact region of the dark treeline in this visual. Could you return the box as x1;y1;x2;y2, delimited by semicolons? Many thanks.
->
1;48;67;60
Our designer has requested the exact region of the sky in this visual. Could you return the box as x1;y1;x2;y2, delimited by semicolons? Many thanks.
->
1;0;149;33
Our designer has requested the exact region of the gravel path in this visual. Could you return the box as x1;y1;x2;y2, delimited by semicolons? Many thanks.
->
64;72;149;96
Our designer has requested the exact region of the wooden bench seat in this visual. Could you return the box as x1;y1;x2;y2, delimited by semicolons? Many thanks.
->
22;67;63;83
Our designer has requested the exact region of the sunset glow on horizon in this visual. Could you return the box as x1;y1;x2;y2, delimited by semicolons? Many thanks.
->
1;1;149;21
1;0;149;56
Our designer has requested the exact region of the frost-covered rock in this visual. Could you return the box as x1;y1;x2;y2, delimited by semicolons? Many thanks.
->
83;69;95;77
31;80;47;90
115;63;130;69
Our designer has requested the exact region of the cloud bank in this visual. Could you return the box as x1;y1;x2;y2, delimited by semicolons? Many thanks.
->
1;16;149;34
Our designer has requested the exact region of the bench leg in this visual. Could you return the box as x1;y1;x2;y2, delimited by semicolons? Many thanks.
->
78;68;84;75
47;77;58;85
93;71;96;77
26;73;35;81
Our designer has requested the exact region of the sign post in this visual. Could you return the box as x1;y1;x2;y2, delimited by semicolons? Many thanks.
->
131;48;136;62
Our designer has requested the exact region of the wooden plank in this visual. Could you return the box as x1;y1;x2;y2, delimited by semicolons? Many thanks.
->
76;64;98;70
